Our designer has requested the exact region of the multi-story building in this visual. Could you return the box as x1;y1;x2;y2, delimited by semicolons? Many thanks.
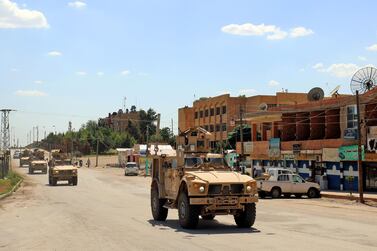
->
236;88;377;192
178;92;308;149
100;109;140;133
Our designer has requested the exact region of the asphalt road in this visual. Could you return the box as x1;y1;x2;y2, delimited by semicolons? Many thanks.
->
1;158;377;251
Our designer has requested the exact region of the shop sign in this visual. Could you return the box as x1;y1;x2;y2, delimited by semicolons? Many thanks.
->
244;142;252;154
322;148;340;162
269;138;280;157
367;137;377;152
344;128;358;140
338;145;365;161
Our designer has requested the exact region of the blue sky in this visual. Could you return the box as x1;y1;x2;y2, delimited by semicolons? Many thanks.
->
1;0;377;146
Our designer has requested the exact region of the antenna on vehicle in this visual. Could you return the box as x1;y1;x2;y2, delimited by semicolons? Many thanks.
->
307;87;324;101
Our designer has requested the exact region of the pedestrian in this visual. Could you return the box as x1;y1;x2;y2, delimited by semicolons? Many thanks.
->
87;158;91;168
79;159;83;168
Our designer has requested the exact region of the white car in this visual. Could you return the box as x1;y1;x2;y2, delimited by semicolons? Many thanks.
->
124;162;139;176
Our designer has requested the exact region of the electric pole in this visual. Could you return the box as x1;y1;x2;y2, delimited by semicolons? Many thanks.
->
240;106;245;173
0;109;15;150
96;137;99;167
356;90;364;203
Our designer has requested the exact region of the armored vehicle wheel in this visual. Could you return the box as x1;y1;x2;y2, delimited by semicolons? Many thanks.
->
48;176;52;185
29;168;33;174
307;188;319;198
234;203;256;228
201;215;215;220
72;177;78;186
295;194;302;198
52;178;57;186
283;193;291;198
271;187;281;199
178;192;199;229
258;191;266;199
151;184;168;221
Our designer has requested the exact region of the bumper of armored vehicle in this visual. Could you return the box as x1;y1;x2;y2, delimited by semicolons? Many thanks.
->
50;168;77;181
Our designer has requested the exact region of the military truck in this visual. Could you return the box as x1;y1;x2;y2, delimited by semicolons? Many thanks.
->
150;127;258;229
29;149;48;174
19;149;31;167
48;150;78;186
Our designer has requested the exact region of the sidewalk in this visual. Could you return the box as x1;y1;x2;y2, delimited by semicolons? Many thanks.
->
321;190;377;202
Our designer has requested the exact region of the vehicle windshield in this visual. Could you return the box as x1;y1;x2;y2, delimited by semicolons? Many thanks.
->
184;157;203;168
207;158;225;167
126;163;137;168
292;175;305;183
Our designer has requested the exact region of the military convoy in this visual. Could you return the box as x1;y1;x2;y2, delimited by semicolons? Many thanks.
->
19;149;31;167
48;149;78;186
150;127;258;229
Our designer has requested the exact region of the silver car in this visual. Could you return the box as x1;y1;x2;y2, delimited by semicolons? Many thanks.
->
124;162;139;176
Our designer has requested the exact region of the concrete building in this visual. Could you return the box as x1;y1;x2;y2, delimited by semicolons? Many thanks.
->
178;92;308;149
236;89;377;192
100;109;140;133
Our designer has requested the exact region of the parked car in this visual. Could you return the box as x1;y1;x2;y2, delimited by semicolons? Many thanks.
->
125;162;139;176
257;173;321;199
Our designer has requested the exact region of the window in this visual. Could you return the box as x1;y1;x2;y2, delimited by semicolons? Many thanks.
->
210;108;214;116
277;174;290;181
222;123;227;131
215;124;220;132
194;112;198;119
216;107;221;115
292;175;304;183
222;105;227;114
205;109;209;117
200;110;203;118
197;140;205;147
210;125;214;132
347;105;357;129
204;125;209;131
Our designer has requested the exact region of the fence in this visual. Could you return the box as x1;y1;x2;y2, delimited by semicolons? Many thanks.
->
0;151;10;179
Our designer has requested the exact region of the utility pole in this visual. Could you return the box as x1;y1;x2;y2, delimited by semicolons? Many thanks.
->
220;114;223;153
356;90;364;203
0;109;15;150
95;137;99;167
32;127;35;143
240;106;245;173
171;118;174;137
36;126;39;144
145;125;149;177
156;114;161;136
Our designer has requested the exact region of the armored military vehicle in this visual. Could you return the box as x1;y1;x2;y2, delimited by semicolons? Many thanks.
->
19;149;31;167
48;150;78;186
29;149;48;174
150;127;258;229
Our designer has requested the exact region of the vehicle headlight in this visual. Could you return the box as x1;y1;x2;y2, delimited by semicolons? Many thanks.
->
199;186;205;193
246;185;252;192
53;170;59;174
72;169;77;173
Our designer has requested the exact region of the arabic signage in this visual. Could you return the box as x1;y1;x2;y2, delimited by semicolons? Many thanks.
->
269;138;280;157
322;148;340;162
338;145;365;161
344;128;358;140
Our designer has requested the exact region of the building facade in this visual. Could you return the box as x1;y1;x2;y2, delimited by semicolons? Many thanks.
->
100;109;140;133
236;89;377;192
178;92;308;150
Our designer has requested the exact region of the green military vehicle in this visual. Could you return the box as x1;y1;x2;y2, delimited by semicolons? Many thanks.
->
48;150;78;186
150;127;258;229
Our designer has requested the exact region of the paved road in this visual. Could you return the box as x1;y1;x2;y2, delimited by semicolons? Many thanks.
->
1;159;377;250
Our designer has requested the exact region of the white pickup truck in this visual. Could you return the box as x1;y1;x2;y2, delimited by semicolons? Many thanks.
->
257;173;321;199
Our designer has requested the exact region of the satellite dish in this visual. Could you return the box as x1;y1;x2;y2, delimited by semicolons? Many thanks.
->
350;67;377;94
308;87;324;101
259;103;268;111
329;85;341;97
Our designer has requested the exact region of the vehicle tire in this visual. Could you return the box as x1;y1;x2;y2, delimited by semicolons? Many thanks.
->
258;191;266;199
48;176;52;185
52;178;57;186
29;168;33;174
294;194;303;198
283;193;291;198
201;215;215;220
234;203;256;228
307;188;319;198
271;187;281;199
151;184;168;221
72;177;78;186
178;192;199;229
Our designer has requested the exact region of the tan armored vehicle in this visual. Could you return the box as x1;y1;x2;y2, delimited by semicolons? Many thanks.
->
48;150;78;186
29;149;48;174
150;127;258;229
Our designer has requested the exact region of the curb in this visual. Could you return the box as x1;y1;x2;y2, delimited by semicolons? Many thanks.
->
321;193;377;203
0;178;23;200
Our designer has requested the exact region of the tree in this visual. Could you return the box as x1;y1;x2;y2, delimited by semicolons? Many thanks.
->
130;105;137;112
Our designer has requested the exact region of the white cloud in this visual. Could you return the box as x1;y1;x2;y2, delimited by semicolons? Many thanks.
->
96;71;104;76
268;80;280;87
366;44;377;51
358;56;367;61
10;68;19;72
33;80;43;84
0;0;49;29
313;63;359;78
239;89;257;95
15;90;47;97
48;51;62;57
76;71;87;76
121;70;130;75
68;1;86;9
221;22;313;40
290;27;314;37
